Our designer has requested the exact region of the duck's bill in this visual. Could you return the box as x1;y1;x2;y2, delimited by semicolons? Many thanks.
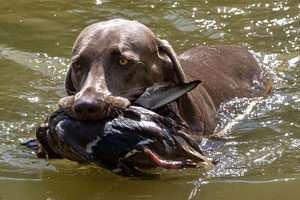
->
21;139;40;152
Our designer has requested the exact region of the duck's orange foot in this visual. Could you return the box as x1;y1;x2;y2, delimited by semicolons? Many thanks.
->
143;147;197;169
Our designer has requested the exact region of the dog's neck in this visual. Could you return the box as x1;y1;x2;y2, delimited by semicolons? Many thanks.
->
177;90;217;136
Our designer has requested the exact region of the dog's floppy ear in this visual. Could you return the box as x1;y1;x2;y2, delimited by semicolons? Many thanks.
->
157;39;186;83
134;80;201;110
65;68;76;95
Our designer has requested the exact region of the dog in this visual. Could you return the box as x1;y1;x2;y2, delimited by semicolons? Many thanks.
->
59;18;270;136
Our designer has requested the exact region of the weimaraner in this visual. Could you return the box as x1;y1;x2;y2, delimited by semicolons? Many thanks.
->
59;18;270;136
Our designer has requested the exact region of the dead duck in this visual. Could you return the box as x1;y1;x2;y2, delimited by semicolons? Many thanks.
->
23;81;212;176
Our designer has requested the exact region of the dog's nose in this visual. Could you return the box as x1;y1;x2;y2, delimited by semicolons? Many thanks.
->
74;99;101;115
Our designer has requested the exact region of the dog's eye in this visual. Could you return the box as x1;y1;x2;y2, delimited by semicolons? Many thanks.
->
119;57;129;66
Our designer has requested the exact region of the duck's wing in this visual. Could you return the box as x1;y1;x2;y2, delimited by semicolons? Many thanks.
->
134;80;201;110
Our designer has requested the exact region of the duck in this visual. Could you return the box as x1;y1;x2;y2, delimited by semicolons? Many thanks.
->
23;80;213;176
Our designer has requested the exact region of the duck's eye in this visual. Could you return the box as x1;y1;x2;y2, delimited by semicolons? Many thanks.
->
119;57;129;66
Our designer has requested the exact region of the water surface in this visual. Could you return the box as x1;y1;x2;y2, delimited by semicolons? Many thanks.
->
0;0;300;199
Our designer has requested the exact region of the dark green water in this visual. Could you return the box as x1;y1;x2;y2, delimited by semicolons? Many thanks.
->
0;0;300;199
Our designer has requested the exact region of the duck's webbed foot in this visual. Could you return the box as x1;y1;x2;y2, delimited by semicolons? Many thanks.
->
143;148;197;169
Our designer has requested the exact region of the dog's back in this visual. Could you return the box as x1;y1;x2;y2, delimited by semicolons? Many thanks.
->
177;46;271;134
179;45;270;108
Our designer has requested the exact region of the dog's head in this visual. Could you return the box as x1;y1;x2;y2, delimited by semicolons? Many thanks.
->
60;19;186;120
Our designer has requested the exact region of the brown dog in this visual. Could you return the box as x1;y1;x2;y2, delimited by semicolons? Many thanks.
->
59;19;270;136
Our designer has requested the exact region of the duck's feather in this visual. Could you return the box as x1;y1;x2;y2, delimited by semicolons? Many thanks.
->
31;106;211;176
134;80;201;110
